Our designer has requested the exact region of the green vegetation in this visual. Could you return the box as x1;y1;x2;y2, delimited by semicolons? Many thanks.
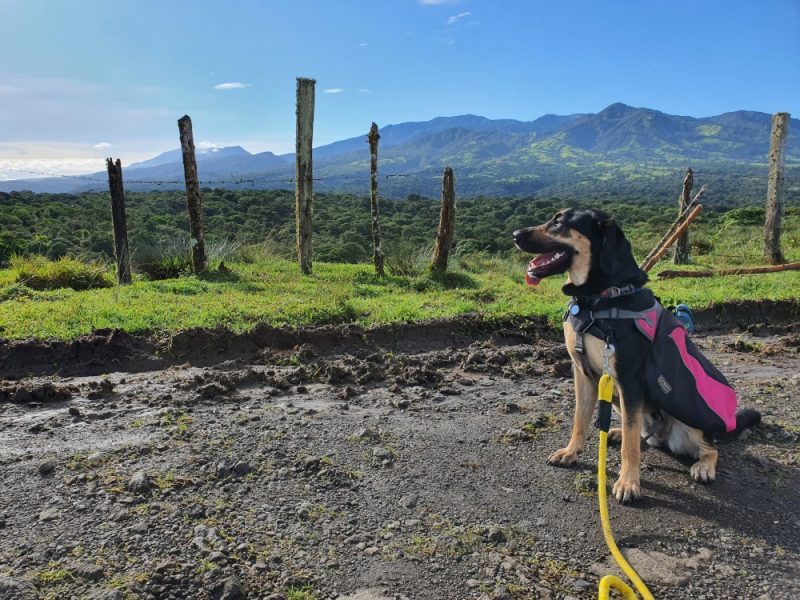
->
0;191;798;341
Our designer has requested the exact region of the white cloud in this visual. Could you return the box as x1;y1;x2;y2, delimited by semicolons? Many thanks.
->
93;142;112;150
358;89;373;94
447;11;470;25
0;157;107;179
197;141;218;151
324;88;344;94
213;82;253;90
420;0;459;5
358;42;368;47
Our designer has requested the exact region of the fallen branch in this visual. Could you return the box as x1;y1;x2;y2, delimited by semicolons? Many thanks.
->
641;204;703;272
639;185;706;271
658;261;800;279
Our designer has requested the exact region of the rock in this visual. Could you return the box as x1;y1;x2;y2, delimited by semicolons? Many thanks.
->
484;525;506;544
213;574;245;600
87;590;124;600
72;562;104;581
399;494;419;509
0;575;37;600
126;471;151;495
39;507;59;522
336;589;394;600
590;547;711;586
233;461;251;476
38;460;55;476
353;427;380;441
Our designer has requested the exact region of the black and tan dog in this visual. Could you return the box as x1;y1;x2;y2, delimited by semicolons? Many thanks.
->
513;208;759;503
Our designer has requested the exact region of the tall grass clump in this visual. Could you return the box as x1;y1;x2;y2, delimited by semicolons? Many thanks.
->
135;237;241;280
384;240;431;277
10;255;113;291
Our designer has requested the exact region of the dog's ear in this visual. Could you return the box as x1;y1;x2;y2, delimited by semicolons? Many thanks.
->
599;219;622;274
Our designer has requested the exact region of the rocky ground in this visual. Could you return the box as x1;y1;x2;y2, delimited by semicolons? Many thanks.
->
0;315;798;600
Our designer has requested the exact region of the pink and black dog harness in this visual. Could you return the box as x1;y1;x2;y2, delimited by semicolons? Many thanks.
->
565;292;738;434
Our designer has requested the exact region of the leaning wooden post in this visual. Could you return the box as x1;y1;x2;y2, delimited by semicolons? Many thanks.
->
764;112;790;265
177;115;207;274
105;158;132;284
431;167;456;272
673;167;693;265
368;123;385;276
295;77;316;274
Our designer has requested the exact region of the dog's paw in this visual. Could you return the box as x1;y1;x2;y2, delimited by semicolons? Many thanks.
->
690;460;716;483
607;428;623;445
547;447;579;466
612;475;641;503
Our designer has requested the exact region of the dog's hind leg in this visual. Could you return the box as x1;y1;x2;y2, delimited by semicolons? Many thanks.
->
612;385;644;503
667;420;718;483
547;366;596;466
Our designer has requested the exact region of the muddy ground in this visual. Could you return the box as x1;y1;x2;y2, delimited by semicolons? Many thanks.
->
0;310;798;600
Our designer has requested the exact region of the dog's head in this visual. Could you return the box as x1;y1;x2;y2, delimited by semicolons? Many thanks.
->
513;207;647;297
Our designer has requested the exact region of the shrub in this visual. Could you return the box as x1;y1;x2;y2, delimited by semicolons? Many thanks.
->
233;236;286;263
10;255;113;291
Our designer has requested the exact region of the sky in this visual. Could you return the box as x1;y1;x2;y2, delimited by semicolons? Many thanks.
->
1;0;798;179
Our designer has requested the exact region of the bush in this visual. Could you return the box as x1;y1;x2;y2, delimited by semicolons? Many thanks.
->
233;237;286;263
10;255;113;291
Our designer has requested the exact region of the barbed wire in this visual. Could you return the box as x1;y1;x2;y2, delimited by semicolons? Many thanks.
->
1;164;798;188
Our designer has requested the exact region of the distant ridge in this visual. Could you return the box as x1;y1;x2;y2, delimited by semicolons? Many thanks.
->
1;103;797;199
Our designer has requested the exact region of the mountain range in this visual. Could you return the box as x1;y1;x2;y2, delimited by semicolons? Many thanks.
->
2;103;798;200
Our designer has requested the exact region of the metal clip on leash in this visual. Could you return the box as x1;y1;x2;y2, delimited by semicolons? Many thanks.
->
596;343;655;600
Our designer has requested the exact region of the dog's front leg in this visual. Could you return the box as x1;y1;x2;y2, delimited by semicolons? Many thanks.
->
612;385;644;503
547;366;596;466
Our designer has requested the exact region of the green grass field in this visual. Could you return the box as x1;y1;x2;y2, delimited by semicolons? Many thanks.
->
1;241;798;341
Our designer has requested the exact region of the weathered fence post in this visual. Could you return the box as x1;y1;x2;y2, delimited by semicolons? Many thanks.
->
368;123;385;277
105;158;132;284
177;115;207;274
764;112;790;265
295;77;316;275
431;167;455;272
673;167;693;264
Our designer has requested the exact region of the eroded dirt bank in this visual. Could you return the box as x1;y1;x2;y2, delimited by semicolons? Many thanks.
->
0;310;798;599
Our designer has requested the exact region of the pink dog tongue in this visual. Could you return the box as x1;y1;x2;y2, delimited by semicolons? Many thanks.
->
525;260;541;286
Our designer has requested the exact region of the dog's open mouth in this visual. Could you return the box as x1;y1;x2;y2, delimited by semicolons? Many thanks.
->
525;249;573;286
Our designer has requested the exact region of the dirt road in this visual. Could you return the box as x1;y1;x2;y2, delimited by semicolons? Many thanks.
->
0;313;798;600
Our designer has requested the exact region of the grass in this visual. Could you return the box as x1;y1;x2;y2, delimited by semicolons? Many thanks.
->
0;221;798;341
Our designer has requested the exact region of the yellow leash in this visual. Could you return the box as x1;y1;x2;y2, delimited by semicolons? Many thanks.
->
596;371;655;600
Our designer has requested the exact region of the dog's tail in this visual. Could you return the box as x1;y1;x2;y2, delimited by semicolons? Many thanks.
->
716;408;761;440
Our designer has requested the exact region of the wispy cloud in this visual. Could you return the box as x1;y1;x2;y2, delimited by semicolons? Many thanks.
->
197;141;218;150
447;11;470;25
358;89;373;94
358;42;368;47
93;142;112;150
324;88;344;94
420;0;459;5
213;82;253;90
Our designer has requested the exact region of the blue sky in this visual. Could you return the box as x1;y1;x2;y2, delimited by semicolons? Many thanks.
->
1;0;798;178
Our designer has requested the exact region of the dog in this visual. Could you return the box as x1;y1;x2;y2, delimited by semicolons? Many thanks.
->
513;207;760;503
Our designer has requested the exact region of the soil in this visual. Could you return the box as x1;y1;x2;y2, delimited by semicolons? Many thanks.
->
0;306;798;600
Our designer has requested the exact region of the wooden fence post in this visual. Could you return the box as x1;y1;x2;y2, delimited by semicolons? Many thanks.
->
764;112;790;265
431;167;455;272
177;114;207;274
368;123;385;276
105;158;132;284
295;77;316;274
673;167;693;264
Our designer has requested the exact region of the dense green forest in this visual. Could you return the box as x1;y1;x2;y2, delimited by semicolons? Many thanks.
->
0;188;795;267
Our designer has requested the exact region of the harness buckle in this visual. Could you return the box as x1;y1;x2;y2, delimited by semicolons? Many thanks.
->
574;332;585;354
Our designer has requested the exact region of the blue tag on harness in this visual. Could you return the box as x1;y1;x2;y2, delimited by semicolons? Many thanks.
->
570;304;580;316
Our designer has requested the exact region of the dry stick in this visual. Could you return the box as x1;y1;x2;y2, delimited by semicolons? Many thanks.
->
295;78;316;275
639;185;706;271
431;167;456;272
673;167;693;265
764;112;790;265
368;123;385;277
659;262;800;279
105;158;132;284
177;115;207;274
641;204;703;273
